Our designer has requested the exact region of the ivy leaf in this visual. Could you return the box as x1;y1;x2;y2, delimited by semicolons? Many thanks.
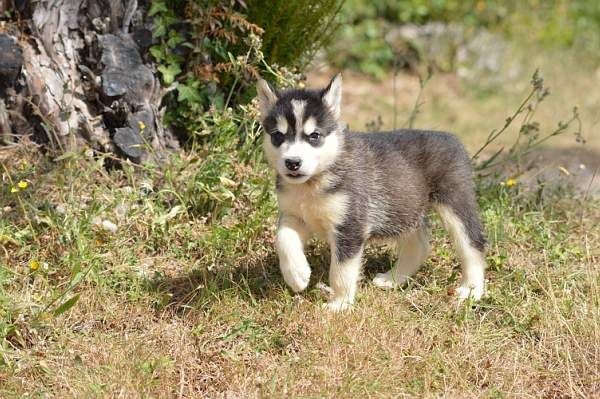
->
153;20;167;38
177;83;203;103
148;1;168;17
211;92;225;110
166;30;185;48
149;46;164;61
158;64;181;85
164;52;184;65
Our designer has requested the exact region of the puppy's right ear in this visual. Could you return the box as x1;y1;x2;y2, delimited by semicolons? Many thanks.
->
256;79;278;119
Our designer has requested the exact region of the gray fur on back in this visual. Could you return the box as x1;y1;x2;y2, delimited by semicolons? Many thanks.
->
279;128;486;261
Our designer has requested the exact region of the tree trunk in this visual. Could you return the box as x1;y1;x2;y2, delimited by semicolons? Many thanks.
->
0;0;178;162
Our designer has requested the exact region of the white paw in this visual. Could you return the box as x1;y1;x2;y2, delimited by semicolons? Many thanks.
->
372;272;405;290
281;262;311;293
455;283;484;301
324;298;353;312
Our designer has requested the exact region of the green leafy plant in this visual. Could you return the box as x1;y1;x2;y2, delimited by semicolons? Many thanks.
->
148;0;344;144
149;0;265;143
326;19;394;78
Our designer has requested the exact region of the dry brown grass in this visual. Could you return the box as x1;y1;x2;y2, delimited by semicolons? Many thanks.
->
1;53;600;397
1;140;598;397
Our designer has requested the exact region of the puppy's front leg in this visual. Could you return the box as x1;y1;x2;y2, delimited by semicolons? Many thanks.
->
276;215;311;293
327;233;364;312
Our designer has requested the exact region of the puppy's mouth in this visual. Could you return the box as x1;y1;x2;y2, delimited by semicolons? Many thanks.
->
285;172;305;179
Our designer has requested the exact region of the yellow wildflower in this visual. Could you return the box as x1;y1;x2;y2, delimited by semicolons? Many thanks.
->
29;259;40;271
505;178;517;187
17;180;28;189
138;121;146;130
10;187;18;193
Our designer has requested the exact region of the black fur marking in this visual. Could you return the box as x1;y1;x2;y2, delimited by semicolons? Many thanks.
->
270;132;285;147
301;132;323;147
333;196;367;262
334;222;365;263
261;88;338;138
443;198;487;252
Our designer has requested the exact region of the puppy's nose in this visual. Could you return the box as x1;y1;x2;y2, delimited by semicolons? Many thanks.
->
285;158;302;171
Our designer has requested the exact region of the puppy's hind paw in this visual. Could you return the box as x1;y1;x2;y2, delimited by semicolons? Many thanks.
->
372;272;403;290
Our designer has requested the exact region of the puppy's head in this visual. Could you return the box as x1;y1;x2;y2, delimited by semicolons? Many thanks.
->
256;74;344;185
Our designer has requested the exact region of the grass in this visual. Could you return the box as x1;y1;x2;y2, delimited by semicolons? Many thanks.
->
1;126;598;397
1;37;599;396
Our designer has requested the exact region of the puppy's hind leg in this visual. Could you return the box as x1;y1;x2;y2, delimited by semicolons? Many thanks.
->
436;204;487;300
373;226;430;289
276;215;311;293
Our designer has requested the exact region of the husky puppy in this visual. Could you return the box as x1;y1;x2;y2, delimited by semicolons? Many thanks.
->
256;74;487;311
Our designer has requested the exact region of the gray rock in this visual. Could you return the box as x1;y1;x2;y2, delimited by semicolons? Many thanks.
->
0;34;23;96
99;33;154;103
456;29;520;86
386;23;465;72
132;28;153;52
99;33;161;161
497;147;600;199
114;126;144;161
113;107;155;162
386;23;521;87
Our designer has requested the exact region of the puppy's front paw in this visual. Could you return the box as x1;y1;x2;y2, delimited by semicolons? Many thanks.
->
324;298;353;312
281;262;311;293
455;283;484;301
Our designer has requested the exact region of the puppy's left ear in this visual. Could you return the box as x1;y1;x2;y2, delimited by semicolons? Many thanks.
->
322;73;342;119
256;79;278;120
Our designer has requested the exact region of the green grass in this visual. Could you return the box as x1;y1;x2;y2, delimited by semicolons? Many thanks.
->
0;126;598;397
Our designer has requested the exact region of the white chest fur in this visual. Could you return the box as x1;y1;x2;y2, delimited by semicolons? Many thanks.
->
278;184;348;240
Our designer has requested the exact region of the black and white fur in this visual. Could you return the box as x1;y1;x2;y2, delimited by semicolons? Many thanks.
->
257;74;487;311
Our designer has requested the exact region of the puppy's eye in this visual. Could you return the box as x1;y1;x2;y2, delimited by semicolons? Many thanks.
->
307;132;320;145
271;131;285;147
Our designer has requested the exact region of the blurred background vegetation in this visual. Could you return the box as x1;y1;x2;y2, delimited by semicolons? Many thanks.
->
328;0;600;75
150;0;599;146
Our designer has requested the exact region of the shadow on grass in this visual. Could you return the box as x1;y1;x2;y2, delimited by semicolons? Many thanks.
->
143;250;282;315
143;242;413;315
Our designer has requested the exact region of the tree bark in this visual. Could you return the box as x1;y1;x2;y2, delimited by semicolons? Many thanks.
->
0;0;178;162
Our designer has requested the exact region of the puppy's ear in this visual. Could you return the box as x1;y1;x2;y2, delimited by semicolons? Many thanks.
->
256;79;278;119
321;73;342;119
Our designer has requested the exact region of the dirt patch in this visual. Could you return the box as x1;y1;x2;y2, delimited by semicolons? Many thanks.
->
498;146;600;198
